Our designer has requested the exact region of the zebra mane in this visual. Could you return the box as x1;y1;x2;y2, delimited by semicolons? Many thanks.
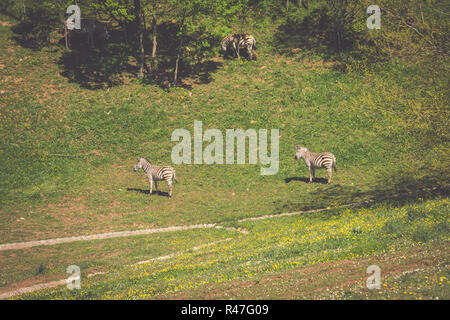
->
140;157;151;165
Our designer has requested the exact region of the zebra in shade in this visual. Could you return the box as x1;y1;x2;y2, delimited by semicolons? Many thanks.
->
237;33;256;60
221;34;240;58
294;146;337;184
221;33;256;60
133;158;178;197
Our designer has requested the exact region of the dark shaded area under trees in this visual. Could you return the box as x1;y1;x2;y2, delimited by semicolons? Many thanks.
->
2;0;448;87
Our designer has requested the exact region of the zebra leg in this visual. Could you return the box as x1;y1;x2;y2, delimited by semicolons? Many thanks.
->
327;168;333;184
154;181;158;193
308;166;313;183
167;181;173;198
148;178;153;195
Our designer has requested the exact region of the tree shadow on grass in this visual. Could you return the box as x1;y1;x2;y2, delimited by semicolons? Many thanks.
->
272;7;355;72
9;8;60;51
141;21;222;89
276;170;449;215
7;13;137;87
274;8;334;56
9;17;222;89
126;188;170;198
143;58;222;90
10;26;42;51
58;29;137;89
190;59;222;85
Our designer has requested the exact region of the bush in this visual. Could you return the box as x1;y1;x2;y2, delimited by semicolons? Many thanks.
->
355;0;450;66
11;2;61;49
274;0;449;70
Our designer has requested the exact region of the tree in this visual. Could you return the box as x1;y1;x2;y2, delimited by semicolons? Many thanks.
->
134;0;145;78
167;0;221;85
9;0;67;49
148;0;159;73
89;0;150;77
142;0;172;74
326;0;361;51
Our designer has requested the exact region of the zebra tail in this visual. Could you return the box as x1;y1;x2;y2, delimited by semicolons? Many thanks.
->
333;162;337;172
173;172;179;183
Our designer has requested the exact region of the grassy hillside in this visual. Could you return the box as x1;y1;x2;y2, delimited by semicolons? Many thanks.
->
11;198;450;299
0;12;448;299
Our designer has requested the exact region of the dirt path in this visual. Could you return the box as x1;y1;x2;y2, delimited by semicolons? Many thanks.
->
0;238;232;299
1;185;446;252
0;224;246;251
0;279;67;300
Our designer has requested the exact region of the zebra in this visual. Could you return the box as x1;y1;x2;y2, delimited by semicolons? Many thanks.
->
133;158;178;197
294;146;337;184
237;33;256;60
220;34;256;60
221;34;240;58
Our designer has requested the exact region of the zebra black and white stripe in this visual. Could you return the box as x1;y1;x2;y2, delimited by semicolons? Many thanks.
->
221;34;240;57
134;158;178;197
294;146;337;184
221;34;256;60
237;33;256;60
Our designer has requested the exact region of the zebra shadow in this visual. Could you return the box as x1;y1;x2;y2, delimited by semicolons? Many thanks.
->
284;177;329;184
126;188;170;197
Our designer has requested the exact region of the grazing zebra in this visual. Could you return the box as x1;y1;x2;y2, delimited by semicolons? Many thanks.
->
294;146;337;184
221;34;240;57
133;158;178;197
237;33;256;60
220;34;256;60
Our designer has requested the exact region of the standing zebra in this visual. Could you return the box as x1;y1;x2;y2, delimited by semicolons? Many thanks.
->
220;34;256;60
133;158;178;197
237;33;256;60
294;146;337;184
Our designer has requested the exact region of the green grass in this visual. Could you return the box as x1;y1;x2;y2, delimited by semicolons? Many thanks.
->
0;13;448;299
0;228;235;289
16;197;449;299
